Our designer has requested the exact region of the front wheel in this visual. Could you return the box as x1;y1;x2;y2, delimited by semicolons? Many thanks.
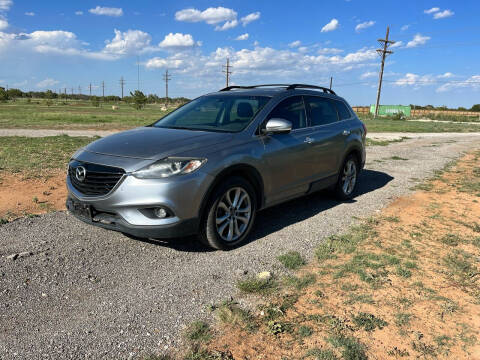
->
334;154;359;200
200;177;257;250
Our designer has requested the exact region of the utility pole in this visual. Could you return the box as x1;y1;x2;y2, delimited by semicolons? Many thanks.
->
137;56;140;91
374;26;395;118
64;88;67;101
222;58;232;87
329;77;333;90
71;88;74;96
119;77;125;99
101;81;105;102
89;83;92;96
78;86;81;95
162;69;171;103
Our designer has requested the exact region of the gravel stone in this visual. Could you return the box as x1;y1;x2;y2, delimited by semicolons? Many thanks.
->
0;133;479;359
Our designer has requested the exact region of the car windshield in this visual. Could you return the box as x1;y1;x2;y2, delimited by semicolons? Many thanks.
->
153;95;271;132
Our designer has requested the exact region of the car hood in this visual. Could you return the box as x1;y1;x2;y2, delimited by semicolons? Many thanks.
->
83;127;233;160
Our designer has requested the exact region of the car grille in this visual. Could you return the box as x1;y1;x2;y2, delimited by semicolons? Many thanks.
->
68;160;125;196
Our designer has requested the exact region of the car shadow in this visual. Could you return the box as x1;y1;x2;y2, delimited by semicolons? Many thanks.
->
130;169;393;252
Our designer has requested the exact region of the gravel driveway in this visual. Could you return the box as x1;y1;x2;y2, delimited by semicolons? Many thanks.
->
1;134;479;359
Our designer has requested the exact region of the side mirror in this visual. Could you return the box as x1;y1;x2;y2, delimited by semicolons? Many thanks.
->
263;118;292;134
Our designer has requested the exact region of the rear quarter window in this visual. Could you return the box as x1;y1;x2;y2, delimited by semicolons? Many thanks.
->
334;100;353;120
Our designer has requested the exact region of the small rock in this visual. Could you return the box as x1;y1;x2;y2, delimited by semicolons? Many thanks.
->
6;254;18;261
235;269;248;276
256;271;272;280
18;251;32;258
41;293;47;297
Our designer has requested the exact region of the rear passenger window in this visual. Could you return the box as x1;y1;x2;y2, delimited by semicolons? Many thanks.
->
267;96;307;129
304;96;338;126
334;100;352;120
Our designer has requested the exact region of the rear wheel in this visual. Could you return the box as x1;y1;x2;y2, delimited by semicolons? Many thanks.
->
200;177;257;250
334;154;359;200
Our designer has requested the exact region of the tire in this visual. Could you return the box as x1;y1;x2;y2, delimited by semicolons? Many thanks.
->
199;176;257;250
334;154;359;200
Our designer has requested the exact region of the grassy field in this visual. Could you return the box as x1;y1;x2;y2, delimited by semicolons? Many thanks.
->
0;135;95;175
0;100;171;130
1;99;480;133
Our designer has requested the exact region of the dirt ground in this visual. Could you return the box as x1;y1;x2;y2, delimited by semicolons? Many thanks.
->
200;152;480;360
0;171;67;220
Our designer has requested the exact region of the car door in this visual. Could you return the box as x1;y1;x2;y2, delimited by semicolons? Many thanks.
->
303;96;345;181
260;96;319;205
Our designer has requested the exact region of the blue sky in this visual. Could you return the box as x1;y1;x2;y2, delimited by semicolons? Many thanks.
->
0;0;479;107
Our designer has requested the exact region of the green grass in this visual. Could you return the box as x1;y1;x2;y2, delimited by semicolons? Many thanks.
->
184;321;212;344
215;301;257;332
283;273;316;290
327;334;367;360
365;137;410;146
298;325;314;338
0;100;172;129
394;313;413;327
304;348;338;360
277;251;306;270
352;312;388;331
0;135;95;174
362;117;480;133
236;276;277;295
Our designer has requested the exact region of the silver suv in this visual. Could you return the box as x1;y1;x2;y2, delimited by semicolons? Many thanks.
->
66;84;366;249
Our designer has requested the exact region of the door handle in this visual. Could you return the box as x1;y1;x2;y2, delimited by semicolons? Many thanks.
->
304;137;314;144
342;130;351;136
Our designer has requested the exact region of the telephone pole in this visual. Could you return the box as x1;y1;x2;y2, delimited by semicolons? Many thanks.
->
89;83;92;96
374;26;395;118
64;88;67;102
163;69;171;103
119;77;125;99
78;85;81;95
329;77;333;90
222;58;232;87
101;81;105;102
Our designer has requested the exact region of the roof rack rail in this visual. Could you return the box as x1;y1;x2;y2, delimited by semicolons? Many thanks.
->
286;84;336;95
219;83;336;95
219;84;290;91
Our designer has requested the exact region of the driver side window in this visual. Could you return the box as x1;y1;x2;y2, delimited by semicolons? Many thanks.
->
267;96;306;130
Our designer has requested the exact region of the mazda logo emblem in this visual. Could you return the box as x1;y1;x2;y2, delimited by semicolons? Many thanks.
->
75;166;87;182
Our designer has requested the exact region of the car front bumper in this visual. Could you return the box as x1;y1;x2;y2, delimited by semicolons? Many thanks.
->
66;169;214;239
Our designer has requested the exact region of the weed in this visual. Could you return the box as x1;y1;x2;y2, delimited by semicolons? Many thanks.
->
298;325;314;338
0;218;8;225
411;341;436;357
327;334;367;360
434;335;453;348
397;297;413;309
396;265;412;278
389;156;408;161
237;276;277;295
394;313;412;327
340;283;359;292
277;251;306;270
352;312;388;331
304;348;338;360
403;261;418;269
267;320;293;335
384;216;400;223
284;273;316;290
386;347;410;357
185;321;211;344
32;196;38;203
315;225;373;261
443;249;477;288
344;294;375;305
440;233;462;246
216;301;257;332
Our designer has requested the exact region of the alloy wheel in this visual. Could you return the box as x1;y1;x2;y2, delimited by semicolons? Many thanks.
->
215;187;252;242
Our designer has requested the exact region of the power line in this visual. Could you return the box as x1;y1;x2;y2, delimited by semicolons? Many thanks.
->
374;26;395;119
162;69;171;102
222;58;232;87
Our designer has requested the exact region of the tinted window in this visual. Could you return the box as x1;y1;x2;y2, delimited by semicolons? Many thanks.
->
267;96;307;129
334;100;352;120
304;96;338;126
153;95;270;132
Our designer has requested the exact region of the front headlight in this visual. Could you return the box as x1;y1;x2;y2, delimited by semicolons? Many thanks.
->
132;157;207;179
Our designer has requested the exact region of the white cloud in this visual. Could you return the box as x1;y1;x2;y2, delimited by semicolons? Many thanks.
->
406;33;430;48
401;25;410;31
437;75;480;92
240;12;260;26
355;20;375;32
159;33;196;49
145;57;184;69
390;41;403;48
321;18;339;32
235;33;249;41
424;7;440;14
317;47;344;55
36;78;59;88
360;71;377;79
289;40;301;48
394;73;436;88
253;40;259;47
433;9;454;19
89;6;123;17
25;12;35;16
103;29;152;55
175;7;236;24
438;72;454;78
215;19;238;31
0;0;12;11
0;17;7;30
75;11;83;16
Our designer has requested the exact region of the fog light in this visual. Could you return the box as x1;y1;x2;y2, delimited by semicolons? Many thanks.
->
154;207;168;218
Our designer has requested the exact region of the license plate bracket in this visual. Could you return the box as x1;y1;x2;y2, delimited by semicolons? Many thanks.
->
67;199;92;221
